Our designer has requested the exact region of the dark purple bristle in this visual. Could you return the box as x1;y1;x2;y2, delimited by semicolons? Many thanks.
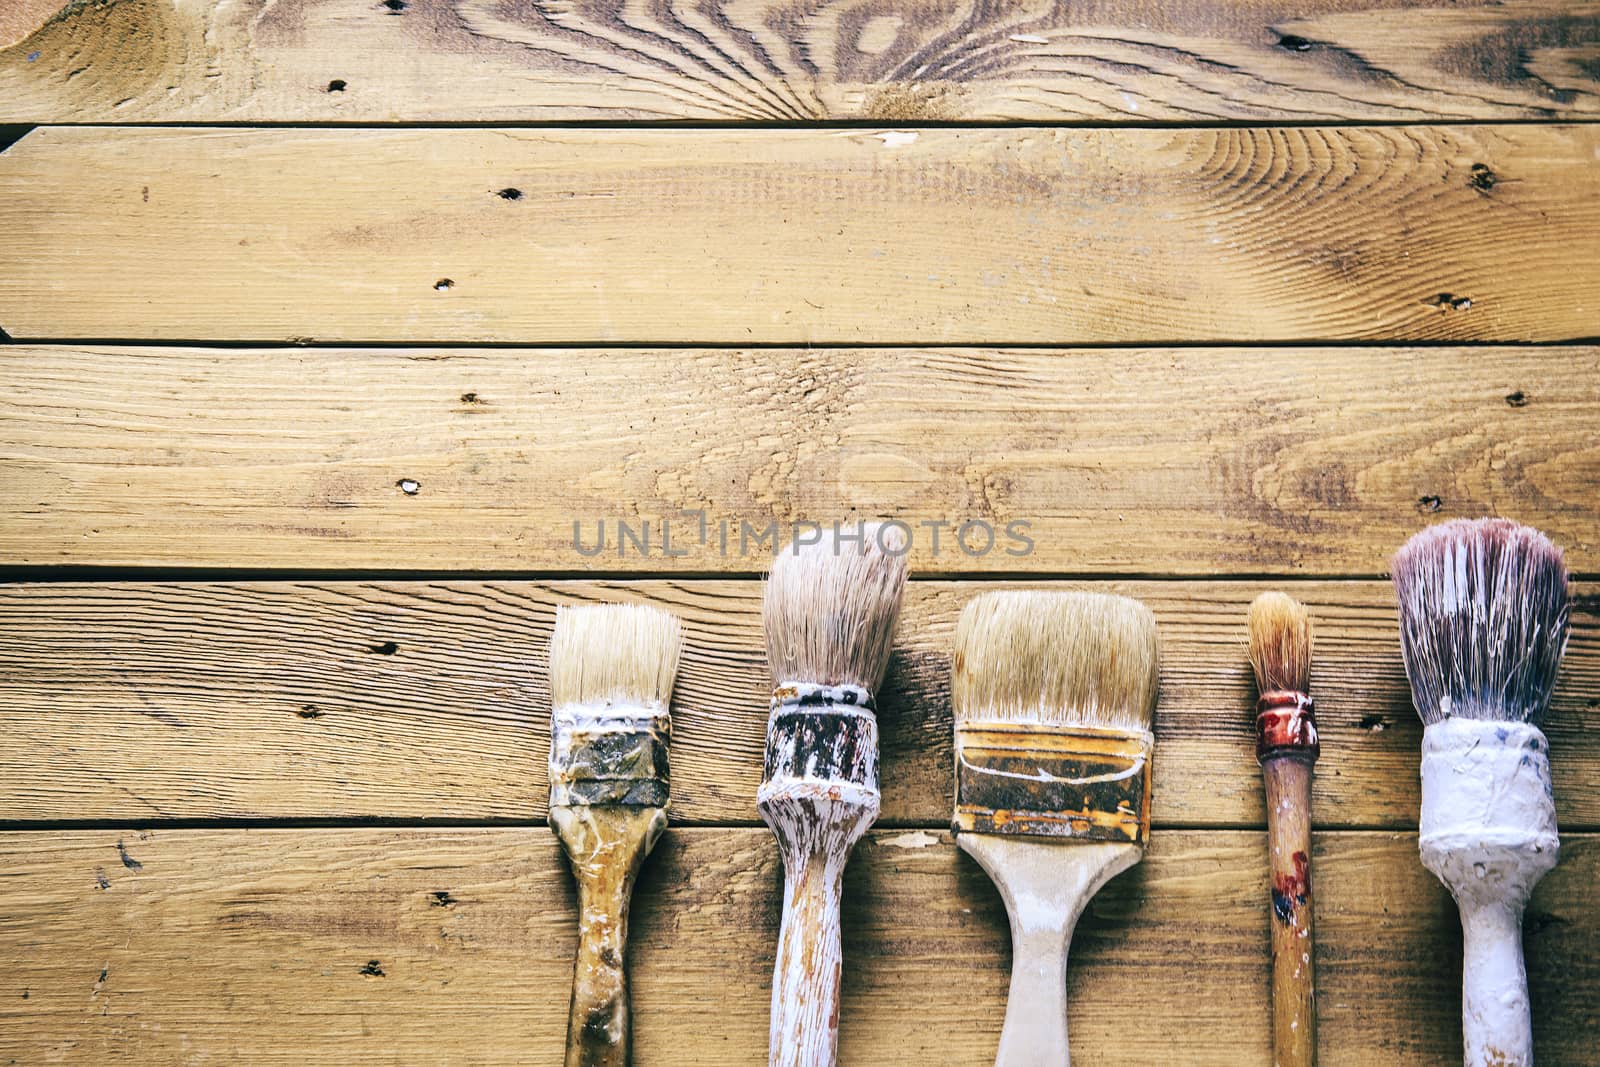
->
1391;518;1569;726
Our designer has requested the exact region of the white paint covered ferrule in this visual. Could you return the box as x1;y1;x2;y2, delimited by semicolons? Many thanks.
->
548;702;672;809
1419;719;1559;898
1419;718;1559;1067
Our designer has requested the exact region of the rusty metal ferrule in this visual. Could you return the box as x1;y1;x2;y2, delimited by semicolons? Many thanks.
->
1255;690;1319;763
548;704;672;808
952;723;1154;844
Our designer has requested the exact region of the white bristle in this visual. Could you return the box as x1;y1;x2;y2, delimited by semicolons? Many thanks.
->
953;590;1159;731
763;523;908;694
549;603;683;710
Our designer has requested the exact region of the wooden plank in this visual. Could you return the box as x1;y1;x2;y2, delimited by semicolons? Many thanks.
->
1;579;1595;829
3;0;1600;122
0;0;59;52
0;828;1593;1065
3;127;1599;344
3;345;1598;572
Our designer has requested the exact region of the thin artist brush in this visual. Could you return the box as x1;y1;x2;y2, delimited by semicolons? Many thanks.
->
1248;592;1319;1067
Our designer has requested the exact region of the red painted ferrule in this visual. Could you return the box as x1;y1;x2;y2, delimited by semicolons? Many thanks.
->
1255;690;1318;762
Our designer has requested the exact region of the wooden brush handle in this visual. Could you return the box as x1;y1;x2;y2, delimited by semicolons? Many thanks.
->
759;787;877;1067
1419;719;1560;1067
550;804;668;1067
1456;898;1536;1066
958;835;1143;1067
1262;754;1317;1067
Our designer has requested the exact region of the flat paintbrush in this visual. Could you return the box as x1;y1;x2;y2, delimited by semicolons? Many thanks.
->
548;603;683;1067
758;524;908;1067
1393;518;1570;1067
951;590;1160;1067
1248;592;1319;1067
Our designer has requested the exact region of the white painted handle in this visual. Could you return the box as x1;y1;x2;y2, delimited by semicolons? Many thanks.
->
759;788;877;1067
1419;720;1559;1067
770;850;849;1067
958;835;1143;1067
1458;899;1534;1067
997;903;1073;1067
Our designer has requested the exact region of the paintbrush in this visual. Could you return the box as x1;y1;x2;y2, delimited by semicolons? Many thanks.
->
951;590;1159;1067
1393;518;1570;1067
1248;592;1319;1067
548;602;683;1067
758;524;908;1067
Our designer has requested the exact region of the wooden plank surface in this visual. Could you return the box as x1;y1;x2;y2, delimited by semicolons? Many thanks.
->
4;127;1599;344
2;579;1594;828
3;0;1600;122
0;828;1594;1065
4;345;1598;573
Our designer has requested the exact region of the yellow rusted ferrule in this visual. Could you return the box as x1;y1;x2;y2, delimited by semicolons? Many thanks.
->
952;723;1154;843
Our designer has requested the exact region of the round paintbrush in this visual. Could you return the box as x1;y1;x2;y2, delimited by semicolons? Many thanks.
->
1248;592;1318;1067
1393;518;1570;1067
758;524;908;1067
548;603;683;1067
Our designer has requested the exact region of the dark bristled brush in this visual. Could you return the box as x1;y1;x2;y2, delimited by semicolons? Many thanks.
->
1393;518;1570;1067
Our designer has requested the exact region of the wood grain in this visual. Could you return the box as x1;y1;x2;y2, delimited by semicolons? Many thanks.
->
1;579;1595;828
4;345;1598;573
3;126;1599;343
2;0;1599;122
0;828;1593;1065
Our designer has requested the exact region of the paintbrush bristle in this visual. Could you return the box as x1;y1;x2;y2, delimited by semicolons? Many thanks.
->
549;603;683;710
1392;518;1569;726
953;590;1159;731
1248;592;1313;694
763;523;908;693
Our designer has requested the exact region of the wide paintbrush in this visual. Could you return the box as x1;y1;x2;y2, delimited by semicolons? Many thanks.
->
548;603;683;1067
951;590;1160;1067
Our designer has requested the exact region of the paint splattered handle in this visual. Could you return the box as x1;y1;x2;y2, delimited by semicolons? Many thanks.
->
1263;755;1317;1067
760;790;878;1067
1418;719;1559;1067
551;804;668;1067
1458;899;1535;1067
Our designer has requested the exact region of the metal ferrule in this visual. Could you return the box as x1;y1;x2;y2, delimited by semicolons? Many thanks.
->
1255;690;1319;762
952;722;1154;843
548;702;671;808
761;681;879;793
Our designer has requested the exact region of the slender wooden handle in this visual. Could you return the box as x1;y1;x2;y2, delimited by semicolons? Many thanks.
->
1457;898;1534;1067
770;846;849;1067
550;804;667;1067
995;903;1073;1067
759;789;877;1067
958;835;1143;1067
1262;755;1316;1067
